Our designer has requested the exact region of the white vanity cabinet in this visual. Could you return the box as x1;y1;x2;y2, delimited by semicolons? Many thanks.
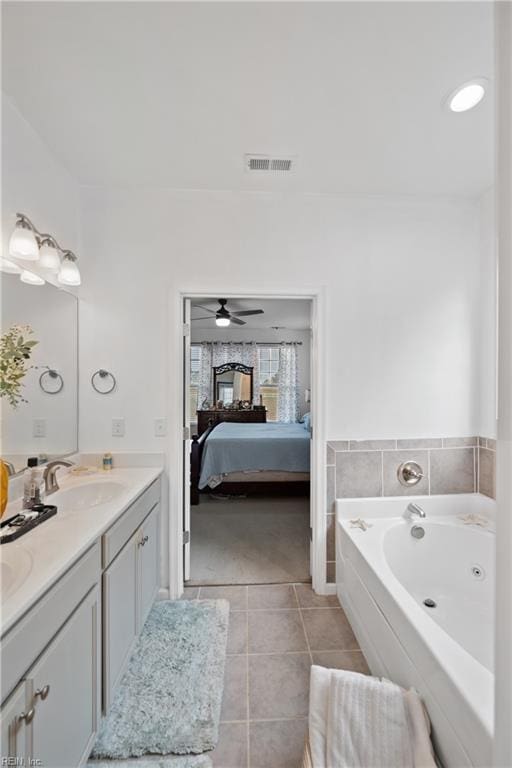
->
1;543;101;767
102;479;160;710
1;473;162;768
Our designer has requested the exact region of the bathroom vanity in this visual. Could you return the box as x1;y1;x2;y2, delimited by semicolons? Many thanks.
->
0;467;162;767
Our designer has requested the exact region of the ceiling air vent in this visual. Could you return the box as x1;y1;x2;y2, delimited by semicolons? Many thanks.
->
245;154;295;173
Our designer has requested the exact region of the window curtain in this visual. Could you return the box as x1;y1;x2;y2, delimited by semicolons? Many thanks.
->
197;342;260;405
277;344;299;423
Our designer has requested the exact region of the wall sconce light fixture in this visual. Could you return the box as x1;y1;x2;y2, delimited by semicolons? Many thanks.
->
4;212;81;286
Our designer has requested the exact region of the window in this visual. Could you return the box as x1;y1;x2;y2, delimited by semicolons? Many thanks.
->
190;344;201;421
258;347;280;421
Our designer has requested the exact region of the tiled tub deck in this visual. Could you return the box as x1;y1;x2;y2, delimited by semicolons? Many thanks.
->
326;435;496;582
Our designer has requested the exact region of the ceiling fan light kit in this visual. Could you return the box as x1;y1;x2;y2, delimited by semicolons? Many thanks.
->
192;299;264;327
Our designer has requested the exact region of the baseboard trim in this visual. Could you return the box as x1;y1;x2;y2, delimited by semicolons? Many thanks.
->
157;587;170;601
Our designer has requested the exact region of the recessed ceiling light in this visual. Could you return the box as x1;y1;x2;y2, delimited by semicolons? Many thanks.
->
447;78;487;113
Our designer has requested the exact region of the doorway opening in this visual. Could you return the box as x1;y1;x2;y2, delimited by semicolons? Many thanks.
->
182;295;315;587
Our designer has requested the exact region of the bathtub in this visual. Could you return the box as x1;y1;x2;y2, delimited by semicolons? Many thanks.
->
336;493;495;768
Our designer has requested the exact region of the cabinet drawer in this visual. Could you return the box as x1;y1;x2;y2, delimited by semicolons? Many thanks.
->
102;478;160;568
1;543;101;704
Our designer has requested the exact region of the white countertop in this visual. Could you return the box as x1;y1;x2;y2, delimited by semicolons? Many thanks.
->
1;467;162;636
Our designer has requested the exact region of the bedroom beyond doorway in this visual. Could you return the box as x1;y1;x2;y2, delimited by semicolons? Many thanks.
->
183;296;313;586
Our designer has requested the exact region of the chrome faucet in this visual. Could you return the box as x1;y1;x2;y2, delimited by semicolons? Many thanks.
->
403;502;426;520
43;459;74;495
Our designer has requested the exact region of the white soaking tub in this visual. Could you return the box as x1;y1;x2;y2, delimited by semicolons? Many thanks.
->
336;494;495;768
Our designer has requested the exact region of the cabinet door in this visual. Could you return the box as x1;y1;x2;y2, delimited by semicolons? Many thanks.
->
0;682;30;763
28;586;100;768
138;503;160;632
103;530;138;710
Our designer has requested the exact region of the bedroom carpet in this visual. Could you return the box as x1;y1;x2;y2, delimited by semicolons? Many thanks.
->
189;495;310;585
90;600;228;760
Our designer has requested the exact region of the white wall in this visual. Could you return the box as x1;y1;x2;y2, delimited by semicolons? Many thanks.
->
1;95;80;263
190;326;311;418
478;187;497;438
79;187;483;449
494;3;512;763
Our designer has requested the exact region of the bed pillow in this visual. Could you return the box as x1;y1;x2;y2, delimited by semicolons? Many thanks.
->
302;412;311;431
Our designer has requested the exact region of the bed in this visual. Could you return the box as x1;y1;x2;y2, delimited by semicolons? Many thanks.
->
190;421;310;504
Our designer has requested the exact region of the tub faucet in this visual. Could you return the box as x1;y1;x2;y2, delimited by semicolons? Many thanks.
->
404;502;426;520
43;459;74;495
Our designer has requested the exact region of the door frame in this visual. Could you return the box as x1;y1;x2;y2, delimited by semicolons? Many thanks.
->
167;284;328;598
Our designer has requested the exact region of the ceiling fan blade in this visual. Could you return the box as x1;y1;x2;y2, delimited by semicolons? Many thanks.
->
191;316;215;321
231;309;264;317
192;304;218;315
230;316;246;325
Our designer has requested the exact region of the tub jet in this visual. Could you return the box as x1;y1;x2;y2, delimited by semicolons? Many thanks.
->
423;598;437;608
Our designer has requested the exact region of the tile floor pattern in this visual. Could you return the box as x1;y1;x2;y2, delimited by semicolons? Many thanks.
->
182;583;369;768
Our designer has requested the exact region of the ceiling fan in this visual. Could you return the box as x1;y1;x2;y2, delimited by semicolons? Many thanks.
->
191;298;264;327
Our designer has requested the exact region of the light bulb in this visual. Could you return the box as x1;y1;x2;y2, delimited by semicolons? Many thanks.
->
39;240;60;272
216;317;230;327
57;253;81;286
9;223;39;260
20;269;45;285
0;258;22;274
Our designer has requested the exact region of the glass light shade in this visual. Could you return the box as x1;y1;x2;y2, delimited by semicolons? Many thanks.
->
9;224;39;260
215;317;230;327
57;255;81;286
39;242;60;271
449;82;486;112
20;269;45;285
0;258;22;274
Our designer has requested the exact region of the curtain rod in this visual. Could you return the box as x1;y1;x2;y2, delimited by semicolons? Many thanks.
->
194;341;302;346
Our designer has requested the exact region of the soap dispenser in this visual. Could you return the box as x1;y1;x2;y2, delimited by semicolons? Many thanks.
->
22;457;41;509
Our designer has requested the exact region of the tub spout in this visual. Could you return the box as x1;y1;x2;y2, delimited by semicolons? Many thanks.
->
404;502;426;519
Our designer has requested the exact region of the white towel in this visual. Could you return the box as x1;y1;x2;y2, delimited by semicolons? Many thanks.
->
309;666;437;768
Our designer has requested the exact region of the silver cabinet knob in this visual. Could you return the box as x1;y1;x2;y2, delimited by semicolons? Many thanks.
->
34;684;50;701
18;708;35;724
138;535;149;547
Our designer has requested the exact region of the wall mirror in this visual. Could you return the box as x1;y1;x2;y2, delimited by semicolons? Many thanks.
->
213;363;253;405
1;274;78;475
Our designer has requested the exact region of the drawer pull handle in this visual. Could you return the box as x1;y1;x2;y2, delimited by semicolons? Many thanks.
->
35;685;50;701
139;535;149;547
18;708;35;724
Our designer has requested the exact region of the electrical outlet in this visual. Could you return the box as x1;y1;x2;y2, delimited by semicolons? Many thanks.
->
112;418;125;437
154;418;167;437
33;418;46;438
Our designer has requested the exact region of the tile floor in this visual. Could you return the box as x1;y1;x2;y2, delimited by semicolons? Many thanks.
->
183;583;369;768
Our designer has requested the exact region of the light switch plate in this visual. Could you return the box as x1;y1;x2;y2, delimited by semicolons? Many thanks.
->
33;418;46;438
154;418;167;437
112;418;125;437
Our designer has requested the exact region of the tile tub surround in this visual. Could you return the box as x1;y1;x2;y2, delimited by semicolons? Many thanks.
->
182;584;369;768
325;436;496;581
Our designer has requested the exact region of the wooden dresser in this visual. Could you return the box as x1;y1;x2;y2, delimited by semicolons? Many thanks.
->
196;409;266;436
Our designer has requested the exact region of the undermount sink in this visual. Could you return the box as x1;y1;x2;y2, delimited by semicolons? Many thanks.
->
1;547;33;599
52;481;126;512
